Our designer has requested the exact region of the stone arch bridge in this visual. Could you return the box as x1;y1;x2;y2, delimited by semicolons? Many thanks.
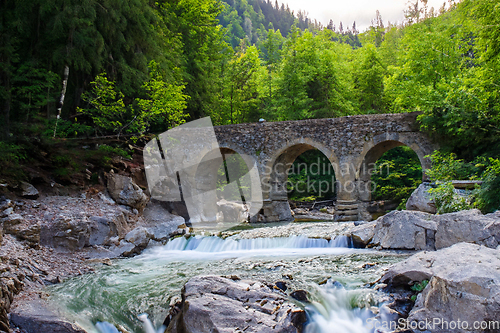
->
146;112;438;223
209;112;437;222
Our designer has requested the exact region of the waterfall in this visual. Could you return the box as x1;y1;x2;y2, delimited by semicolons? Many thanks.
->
162;234;352;252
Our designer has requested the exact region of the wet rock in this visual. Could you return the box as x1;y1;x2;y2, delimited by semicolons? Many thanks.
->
381;243;500;332
103;240;136;258
107;173;149;211
0;198;13;211
20;182;39;199
165;275;306;333
143;200;185;242
275;281;287;292
405;183;436;214
349;221;376;247
290;290;309;303
10;299;86;333
124;227;153;253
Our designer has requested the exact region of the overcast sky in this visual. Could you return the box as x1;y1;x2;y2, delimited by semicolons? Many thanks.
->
279;0;448;32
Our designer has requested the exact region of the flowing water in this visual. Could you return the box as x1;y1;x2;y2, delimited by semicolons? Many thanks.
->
48;226;408;333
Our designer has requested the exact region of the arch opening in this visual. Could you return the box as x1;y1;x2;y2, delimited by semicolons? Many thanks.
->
267;143;338;221
358;141;423;220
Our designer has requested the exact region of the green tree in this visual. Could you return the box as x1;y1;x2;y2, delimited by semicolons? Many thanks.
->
78;73;127;136
353;44;386;112
135;61;188;133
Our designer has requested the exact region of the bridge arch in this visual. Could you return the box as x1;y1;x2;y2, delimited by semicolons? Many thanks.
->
355;134;431;220
261;139;340;221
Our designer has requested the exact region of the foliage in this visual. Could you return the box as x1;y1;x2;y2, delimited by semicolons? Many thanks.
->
371;147;422;204
428;181;474;214
135;61;188;132
410;279;429;302
425;151;500;213
78;73;127;136
287;150;336;201
0;141;26;180
411;279;429;292
98;145;131;160
425;151;479;181
473;158;500;213
216;153;251;201
43;119;94;138
0;141;26;165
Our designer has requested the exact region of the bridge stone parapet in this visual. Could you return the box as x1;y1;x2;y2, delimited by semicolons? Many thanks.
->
208;112;437;222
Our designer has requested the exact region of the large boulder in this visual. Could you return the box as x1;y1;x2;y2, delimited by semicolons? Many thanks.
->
10;299;86;333
349;221;377;247
434;209;499;249
40;217;90;251
406;183;436;214
122;227;153;256
107;173;149;211
87;215;128;246
370;210;437;250
165;276;306;333
366;209;500;251
381;243;500;332
143;200;185;242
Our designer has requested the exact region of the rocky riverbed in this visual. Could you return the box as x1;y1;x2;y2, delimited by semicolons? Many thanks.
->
1;176;500;332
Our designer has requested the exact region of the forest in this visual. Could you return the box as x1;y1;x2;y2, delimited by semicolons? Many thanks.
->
1;0;499;212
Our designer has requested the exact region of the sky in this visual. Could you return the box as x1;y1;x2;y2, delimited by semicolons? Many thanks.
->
279;0;449;32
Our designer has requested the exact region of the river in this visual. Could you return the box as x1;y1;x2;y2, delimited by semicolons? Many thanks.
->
47;223;408;333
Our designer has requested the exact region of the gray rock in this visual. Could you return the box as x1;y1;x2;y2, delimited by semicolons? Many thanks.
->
121;227;153;256
125;227;152;247
434;209;499;249
108;240;136;258
349;221;376;247
370;211;436;250
98;191;116;205
406;183;436;214
367;209;500;251
1;213;25;234
17;224;41;244
40;217;90;251
143;200;185;241
165;275;306;333
107;173;149;211
20;182;39;199
10;299;86;333
88;215;127;246
381;243;500;332
1;207;13;217
0;198;13;211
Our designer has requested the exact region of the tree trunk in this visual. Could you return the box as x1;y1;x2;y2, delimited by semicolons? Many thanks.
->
53;65;69;138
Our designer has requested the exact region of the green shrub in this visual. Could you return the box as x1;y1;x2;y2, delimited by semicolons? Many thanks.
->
98;144;132;159
0;141;27;179
428;181;474;214
474;158;500;213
